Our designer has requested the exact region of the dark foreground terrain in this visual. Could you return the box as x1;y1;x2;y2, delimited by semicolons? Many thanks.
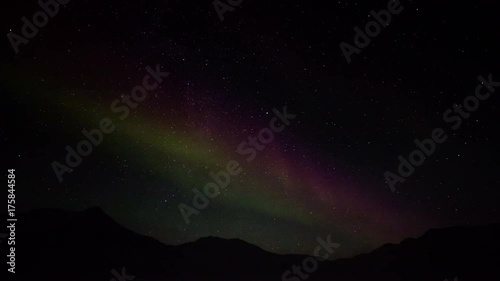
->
2;208;499;281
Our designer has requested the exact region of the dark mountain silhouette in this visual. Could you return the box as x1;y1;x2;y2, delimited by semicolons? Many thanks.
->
2;208;498;281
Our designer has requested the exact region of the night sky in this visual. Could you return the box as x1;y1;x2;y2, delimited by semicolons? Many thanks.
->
2;0;500;259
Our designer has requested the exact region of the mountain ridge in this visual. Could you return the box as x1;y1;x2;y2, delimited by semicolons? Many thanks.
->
2;207;499;281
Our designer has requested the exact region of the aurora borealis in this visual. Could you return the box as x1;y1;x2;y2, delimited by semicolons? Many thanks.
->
3;0;500;260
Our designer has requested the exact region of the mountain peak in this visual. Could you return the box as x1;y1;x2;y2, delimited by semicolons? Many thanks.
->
179;236;270;257
82;206;107;216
